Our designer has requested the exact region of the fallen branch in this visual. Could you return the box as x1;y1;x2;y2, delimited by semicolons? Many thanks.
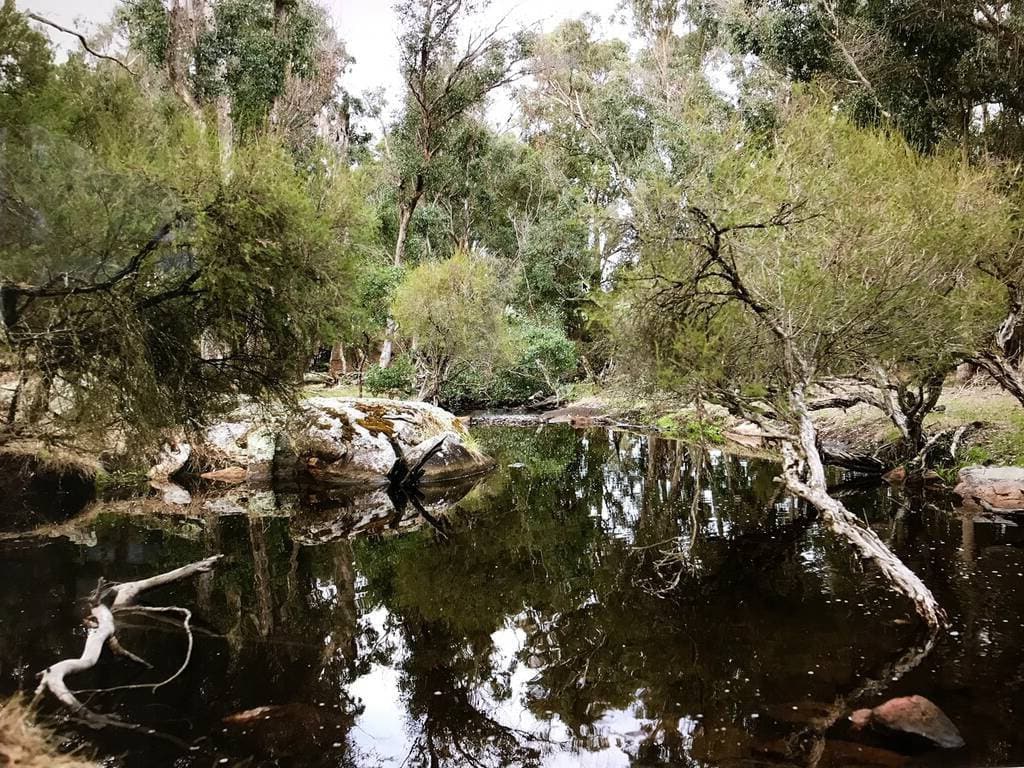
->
782;391;947;631
34;555;222;725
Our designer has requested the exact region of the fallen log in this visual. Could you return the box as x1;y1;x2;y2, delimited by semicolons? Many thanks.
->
34;555;223;726
783;390;947;631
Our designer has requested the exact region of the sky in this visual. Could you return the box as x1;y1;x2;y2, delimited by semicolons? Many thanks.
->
15;0;633;125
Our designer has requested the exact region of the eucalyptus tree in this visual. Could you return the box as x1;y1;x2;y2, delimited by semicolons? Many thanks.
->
371;0;525;366
706;0;1024;158
119;0;349;154
388;0;525;266
521;18;651;259
623;101;1011;628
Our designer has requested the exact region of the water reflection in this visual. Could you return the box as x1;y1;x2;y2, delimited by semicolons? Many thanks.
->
0;425;1022;767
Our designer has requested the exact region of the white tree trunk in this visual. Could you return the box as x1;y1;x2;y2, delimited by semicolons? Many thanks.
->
782;386;947;631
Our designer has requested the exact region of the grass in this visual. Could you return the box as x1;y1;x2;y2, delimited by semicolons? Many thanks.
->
655;411;726;445
0;697;98;767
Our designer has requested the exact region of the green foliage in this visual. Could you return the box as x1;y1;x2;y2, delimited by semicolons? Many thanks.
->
435;321;577;410
120;0;346;142
496;322;578;403
365;356;415;398
392;250;509;402
712;0;1024;155
0;0;52;98
0;22;364;454
656;413;726;445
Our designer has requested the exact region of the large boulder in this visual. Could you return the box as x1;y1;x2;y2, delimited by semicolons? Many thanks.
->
954;465;1024;512
204;398;493;488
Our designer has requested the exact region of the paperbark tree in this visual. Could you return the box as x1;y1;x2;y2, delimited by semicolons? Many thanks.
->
624;102;1011;629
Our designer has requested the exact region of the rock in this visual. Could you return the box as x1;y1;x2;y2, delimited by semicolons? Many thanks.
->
542;403;610;426
149;480;191;505
724;421;771;449
404;431;493;483
850;695;964;749
954;465;1024;512
302;398;397;485
148;440;191;480
203;397;494;488
200;466;248;484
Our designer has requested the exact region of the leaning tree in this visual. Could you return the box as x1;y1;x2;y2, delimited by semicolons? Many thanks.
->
624;100;1012;629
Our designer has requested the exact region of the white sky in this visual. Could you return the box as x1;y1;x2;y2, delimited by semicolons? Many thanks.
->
15;0;633;125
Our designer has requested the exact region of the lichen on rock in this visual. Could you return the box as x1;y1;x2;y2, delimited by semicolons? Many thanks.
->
201;397;493;488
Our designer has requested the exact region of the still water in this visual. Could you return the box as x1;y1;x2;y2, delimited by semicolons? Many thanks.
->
1;425;1022;767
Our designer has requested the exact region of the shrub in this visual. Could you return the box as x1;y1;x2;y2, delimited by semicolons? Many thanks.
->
495;322;578;403
365;356;415;397
438;366;491;412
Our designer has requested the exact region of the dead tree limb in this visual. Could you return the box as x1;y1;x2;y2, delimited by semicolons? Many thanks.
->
782;389;947;631
35;555;222;723
26;13;136;76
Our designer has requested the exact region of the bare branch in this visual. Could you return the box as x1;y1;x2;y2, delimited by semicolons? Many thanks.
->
26;13;136;76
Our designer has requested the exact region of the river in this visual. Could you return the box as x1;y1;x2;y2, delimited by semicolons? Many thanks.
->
1;424;1022;766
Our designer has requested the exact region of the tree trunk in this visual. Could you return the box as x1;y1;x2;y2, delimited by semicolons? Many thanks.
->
379;317;398;369
329;340;346;377
783;385;946;631
972;283;1024;405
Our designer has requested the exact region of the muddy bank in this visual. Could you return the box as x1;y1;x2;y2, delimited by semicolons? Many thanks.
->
0;450;96;531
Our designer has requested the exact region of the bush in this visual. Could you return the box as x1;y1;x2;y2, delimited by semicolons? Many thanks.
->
495;322;578;403
438;366;491;412
364;356;415;397
436;322;578;410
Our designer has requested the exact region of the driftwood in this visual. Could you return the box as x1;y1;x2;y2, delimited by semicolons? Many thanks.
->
34;555;223;727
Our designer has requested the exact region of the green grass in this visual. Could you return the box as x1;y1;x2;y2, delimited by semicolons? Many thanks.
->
655;412;726;445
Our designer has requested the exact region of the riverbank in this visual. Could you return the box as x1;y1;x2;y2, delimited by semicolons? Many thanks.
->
490;383;1024;470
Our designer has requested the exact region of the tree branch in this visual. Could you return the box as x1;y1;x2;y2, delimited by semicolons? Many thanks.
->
26;13;136;76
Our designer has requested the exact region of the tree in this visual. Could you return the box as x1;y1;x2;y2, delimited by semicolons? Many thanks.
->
709;0;1024;157
392;250;508;402
120;0;350;153
623;100;1011;628
0;13;365;454
378;0;525;366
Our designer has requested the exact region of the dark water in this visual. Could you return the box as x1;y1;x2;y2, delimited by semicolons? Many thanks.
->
1;425;1023;767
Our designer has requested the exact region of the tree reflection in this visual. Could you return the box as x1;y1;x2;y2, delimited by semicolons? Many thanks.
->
3;425;1023;766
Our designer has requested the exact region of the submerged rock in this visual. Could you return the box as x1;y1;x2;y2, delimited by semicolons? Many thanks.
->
850;695;964;749
204;397;494;488
149;479;191;506
954;465;1024;512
